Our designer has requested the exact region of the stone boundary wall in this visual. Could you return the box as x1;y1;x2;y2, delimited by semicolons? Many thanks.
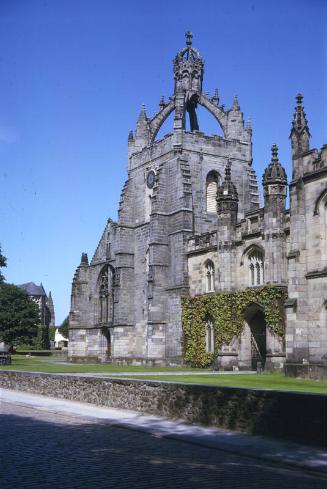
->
285;363;327;380
1;371;327;447
15;350;68;358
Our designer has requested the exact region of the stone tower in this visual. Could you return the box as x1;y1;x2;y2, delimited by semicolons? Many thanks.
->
285;95;327;373
69;33;260;364
47;291;55;327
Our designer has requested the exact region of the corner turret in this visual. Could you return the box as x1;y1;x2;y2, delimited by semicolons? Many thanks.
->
263;145;287;284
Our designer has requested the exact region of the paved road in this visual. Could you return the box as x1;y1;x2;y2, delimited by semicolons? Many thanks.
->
1;397;327;488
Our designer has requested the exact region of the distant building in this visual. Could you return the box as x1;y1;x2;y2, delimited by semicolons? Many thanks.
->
18;282;55;327
54;328;68;349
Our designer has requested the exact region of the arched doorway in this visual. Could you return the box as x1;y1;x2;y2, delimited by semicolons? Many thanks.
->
243;303;267;370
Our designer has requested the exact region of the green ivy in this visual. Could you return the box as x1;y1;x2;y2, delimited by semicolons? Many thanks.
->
181;286;287;368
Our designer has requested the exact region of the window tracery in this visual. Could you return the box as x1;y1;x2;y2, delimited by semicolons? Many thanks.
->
205;260;215;292
248;249;264;286
205;320;215;353
206;171;219;213
98;266;114;324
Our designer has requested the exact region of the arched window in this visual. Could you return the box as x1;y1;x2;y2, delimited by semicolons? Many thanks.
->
205;320;215;353
205;260;215;292
98;265;114;324
248;249;264;286
206;171;219;213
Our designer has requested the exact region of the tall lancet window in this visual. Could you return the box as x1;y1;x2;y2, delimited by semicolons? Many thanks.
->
206;171;219;213
205;260;215;292
248;249;264;286
98;265;114;324
205;320;215;353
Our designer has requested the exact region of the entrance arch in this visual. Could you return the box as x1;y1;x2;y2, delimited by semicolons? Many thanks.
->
241;302;267;370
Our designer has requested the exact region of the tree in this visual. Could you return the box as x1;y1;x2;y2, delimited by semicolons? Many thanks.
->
0;283;40;346
60;316;69;339
0;245;7;283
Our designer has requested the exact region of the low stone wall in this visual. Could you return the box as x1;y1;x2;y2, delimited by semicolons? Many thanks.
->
15;350;68;357
285;363;327;380
1;371;327;447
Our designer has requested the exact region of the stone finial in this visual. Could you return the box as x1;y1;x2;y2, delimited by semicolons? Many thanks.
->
291;93;310;135
138;104;147;122
217;157;238;211
246;118;252;130
271;143;278;161
290;93;311;158
231;95;240;110
80;252;89;266
128;130;134;141
159;95;165;110
186;31;193;46
211;88;219;105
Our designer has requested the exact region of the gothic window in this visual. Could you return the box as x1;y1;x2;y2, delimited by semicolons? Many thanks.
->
205;320;215;353
205;260;215;292
98;265;114;324
206;171;219;213
248;249;264;286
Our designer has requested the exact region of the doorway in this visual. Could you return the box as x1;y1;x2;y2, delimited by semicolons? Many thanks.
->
244;303;267;370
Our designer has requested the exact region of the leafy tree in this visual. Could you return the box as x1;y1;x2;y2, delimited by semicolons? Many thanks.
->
0;283;40;346
0;245;7;283
60;316;69;339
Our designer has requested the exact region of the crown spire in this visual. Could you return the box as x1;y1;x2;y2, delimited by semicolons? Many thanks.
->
173;33;204;95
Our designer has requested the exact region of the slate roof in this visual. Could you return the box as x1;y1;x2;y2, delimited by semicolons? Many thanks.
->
18;282;46;297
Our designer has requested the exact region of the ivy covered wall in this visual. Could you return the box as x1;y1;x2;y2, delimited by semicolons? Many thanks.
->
181;286;287;367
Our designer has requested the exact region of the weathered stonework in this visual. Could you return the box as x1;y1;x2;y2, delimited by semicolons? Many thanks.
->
69;35;327;375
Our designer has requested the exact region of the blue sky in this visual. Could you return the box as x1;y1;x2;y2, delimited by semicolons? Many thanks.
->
1;0;326;324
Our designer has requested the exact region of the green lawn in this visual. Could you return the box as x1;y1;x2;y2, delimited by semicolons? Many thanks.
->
117;373;327;394
2;356;327;394
0;355;207;374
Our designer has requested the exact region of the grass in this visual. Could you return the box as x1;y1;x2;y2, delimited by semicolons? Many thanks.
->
117;373;327;394
2;356;327;394
0;355;207;374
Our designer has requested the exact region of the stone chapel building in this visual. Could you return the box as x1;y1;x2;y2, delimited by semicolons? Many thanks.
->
69;34;327;374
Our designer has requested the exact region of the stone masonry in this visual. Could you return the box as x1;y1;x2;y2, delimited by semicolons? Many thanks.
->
69;33;327;374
